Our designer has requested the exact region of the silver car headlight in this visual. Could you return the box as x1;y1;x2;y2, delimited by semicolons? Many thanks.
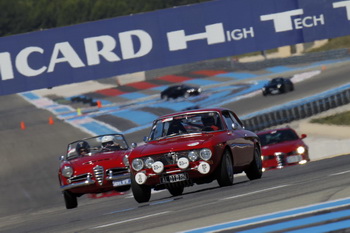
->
296;146;306;154
132;158;144;171
62;166;73;178
144;157;155;169
188;151;199;161
199;148;212;161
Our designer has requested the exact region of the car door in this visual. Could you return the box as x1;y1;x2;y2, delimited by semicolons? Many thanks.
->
222;110;254;166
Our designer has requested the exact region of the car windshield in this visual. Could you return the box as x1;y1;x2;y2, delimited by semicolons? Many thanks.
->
148;112;223;141
270;78;283;84
65;134;129;160
258;129;299;146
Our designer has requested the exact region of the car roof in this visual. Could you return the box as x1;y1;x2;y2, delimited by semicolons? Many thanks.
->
156;107;229;120
256;127;295;135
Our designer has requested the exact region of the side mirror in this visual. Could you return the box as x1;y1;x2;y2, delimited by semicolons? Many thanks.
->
59;155;65;161
301;134;307;139
232;123;238;130
143;136;149;143
131;142;137;148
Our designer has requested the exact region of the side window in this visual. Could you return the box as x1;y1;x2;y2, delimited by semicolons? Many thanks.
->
222;111;242;130
222;111;235;131
229;112;243;129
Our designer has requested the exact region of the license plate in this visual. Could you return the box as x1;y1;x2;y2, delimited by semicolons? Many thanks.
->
112;178;131;187
161;173;188;184
287;155;302;164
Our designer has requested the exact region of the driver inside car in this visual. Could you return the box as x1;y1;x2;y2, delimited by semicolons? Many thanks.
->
76;141;91;157
201;115;220;131
101;135;121;151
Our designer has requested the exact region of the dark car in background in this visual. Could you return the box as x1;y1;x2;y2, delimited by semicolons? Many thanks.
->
128;108;262;203
161;84;201;100
58;134;135;209
257;127;310;171
262;77;294;96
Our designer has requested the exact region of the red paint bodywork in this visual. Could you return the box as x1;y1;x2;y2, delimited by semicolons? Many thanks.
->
129;108;260;189
58;134;133;196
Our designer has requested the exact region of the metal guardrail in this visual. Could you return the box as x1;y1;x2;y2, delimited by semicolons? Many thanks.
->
241;86;350;132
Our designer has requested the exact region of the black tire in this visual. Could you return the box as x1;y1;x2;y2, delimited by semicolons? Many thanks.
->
167;186;184;196
63;190;78;209
115;185;131;192
290;84;294;91
131;175;151;203
245;147;263;180
217;149;234;187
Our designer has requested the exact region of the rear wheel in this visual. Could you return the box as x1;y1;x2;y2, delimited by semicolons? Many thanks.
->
245;147;263;180
217;150;234;187
167;186;184;196
63;190;78;209
131;175;151;203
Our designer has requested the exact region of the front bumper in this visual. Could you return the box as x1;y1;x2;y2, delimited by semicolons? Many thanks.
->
60;172;131;191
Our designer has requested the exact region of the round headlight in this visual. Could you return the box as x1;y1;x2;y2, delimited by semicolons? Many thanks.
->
132;158;144;171
297;146;305;154
188;151;199;161
62;166;73;178
200;148;212;161
144;157;155;169
123;155;129;167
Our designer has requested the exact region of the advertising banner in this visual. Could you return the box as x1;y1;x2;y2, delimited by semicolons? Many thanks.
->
0;0;349;95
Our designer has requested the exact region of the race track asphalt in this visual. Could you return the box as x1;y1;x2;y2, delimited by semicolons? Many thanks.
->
0;94;89;217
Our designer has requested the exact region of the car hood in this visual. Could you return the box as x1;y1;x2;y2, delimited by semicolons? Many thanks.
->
261;140;306;155
137;134;214;156
69;150;129;167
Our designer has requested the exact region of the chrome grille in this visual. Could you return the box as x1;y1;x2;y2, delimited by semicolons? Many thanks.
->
68;173;89;183
107;167;129;176
93;165;104;186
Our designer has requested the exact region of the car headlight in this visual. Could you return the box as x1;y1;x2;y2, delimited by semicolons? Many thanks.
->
277;84;282;88
132;158;144;171
62;166;73;178
188;151;199;161
123;155;129;167
199;148;212;161
144;157;155;169
296;146;306;154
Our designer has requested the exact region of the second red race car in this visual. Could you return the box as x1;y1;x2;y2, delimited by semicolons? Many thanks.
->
257;127;310;171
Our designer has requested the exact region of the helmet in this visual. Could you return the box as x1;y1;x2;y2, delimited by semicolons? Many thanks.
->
101;135;114;147
76;141;90;155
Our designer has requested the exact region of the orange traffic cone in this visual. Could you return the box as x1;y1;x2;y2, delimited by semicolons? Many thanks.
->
97;100;102;108
20;121;26;130
49;117;54;125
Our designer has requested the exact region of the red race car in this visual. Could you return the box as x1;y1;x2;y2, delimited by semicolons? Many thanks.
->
257;127;310;171
128;108;263;203
58;134;135;209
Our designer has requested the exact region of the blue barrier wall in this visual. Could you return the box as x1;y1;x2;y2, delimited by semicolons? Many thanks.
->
1;0;350;95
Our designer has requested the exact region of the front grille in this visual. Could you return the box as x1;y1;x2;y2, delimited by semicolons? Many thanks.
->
150;151;189;165
93;165;104;186
69;173;89;183
107;167;129;176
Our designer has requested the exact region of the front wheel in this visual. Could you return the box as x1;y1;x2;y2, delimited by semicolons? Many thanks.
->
217;149;234;187
245;147;263;180
131;175;151;203
63;190;78;209
167;186;184;196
